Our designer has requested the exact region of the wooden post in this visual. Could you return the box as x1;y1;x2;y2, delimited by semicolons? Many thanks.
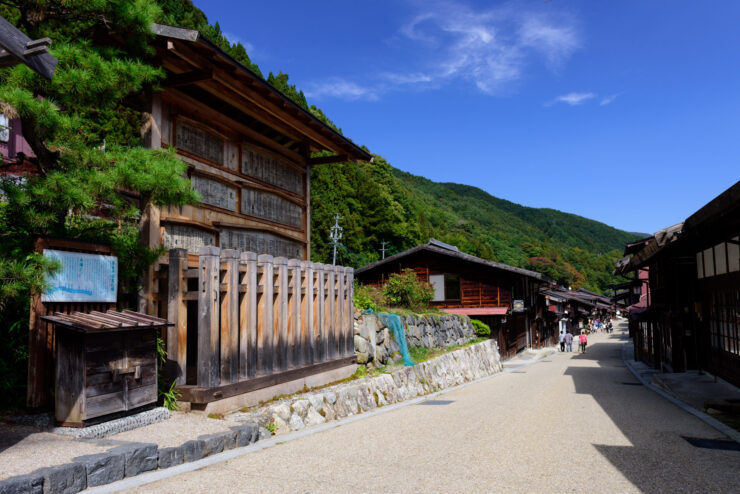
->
167;248;188;385
301;261;314;365
315;264;326;363
345;267;354;356
220;249;239;384
257;254;274;375
274;257;289;372
27;291;48;408
288;259;302;368
326;266;336;359
197;246;220;387
335;265;344;359
239;251;257;379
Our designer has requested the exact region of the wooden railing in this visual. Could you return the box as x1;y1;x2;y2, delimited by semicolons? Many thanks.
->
154;247;355;403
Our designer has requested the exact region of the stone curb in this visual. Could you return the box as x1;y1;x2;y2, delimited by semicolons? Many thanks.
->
622;342;740;445
0;423;264;494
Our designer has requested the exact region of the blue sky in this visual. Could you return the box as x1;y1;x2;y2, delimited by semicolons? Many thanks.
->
196;1;740;235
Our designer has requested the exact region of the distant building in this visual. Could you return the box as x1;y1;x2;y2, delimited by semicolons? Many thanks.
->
355;239;551;357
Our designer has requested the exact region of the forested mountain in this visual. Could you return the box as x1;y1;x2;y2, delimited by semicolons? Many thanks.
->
311;159;636;293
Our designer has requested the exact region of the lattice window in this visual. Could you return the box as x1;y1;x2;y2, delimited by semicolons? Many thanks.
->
709;290;740;355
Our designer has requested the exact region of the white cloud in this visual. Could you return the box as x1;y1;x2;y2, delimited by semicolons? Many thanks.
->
223;32;255;54
307;1;580;100
551;92;595;105
304;79;379;101
600;94;619;106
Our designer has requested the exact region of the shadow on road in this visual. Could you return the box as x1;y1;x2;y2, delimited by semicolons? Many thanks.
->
562;328;740;493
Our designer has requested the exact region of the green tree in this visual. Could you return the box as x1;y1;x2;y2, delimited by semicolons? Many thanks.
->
0;0;199;408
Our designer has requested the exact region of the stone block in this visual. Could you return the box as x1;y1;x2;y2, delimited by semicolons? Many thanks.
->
354;335;369;355
181;440;206;462
109;443;158;477
198;433;225;456
73;452;125;487
231;422;258;447
0;473;44;494
33;463;86;494
157;446;184;469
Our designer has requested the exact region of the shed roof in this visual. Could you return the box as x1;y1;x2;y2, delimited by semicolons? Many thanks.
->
151;23;371;164
355;239;548;282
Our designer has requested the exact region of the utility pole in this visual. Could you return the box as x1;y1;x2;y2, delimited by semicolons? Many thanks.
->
329;213;343;266
380;240;388;260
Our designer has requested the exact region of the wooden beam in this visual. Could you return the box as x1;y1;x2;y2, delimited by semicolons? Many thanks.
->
176;355;357;403
161;89;307;166
164;69;214;88
308;154;350;166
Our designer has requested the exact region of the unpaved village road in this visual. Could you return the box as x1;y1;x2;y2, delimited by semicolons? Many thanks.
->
126;323;740;493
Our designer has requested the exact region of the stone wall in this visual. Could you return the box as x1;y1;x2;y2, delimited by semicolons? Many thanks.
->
235;339;502;435
354;312;476;365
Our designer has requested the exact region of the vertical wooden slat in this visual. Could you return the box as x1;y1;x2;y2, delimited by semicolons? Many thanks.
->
345;267;354;356
197;246;220;387
220;249;239;384
274;257;289;371
335;265;344;359
288;259;301;368
167;248;188;385
27;293;48;408
301;261;314;365
257;254;274;375
239;251;257;379
315;264;326;363
326;266;336;360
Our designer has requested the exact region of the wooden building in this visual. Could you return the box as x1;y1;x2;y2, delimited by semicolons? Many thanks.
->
139;23;371;313
617;181;740;387
355;239;549;358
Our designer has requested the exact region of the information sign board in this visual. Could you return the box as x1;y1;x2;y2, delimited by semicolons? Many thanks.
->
41;249;118;302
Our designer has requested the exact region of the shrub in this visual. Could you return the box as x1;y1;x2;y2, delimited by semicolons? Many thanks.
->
354;282;386;311
471;319;491;337
382;269;434;312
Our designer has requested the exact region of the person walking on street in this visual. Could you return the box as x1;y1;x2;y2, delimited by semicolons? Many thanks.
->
579;331;588;353
564;331;573;352
559;331;566;352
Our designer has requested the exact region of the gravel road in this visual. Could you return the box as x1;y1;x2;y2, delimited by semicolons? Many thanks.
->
124;322;740;493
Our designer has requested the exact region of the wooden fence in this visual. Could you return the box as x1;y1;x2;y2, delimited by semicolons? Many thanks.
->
153;247;355;404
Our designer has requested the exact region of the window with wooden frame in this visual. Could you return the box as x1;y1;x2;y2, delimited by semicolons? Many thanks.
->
709;289;740;356
429;274;461;302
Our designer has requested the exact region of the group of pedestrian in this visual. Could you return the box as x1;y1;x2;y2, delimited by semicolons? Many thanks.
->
559;330;588;353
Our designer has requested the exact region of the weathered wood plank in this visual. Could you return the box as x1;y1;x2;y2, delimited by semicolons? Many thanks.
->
176;355;357;404
345;267;354;356
55;331;85;424
219;249;239;384
315;265;326;363
326;267;336;360
288;259;301;368
167;249;188;384
335;266;344;359
257;254;274;375
301;261;315;365
239;252;258;379
197;246;220;387
274;257;288;372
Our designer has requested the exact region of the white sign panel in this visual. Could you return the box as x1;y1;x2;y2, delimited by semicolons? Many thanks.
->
42;250;118;302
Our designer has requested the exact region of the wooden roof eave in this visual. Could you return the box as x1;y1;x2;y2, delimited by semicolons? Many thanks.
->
152;23;371;164
356;243;549;283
